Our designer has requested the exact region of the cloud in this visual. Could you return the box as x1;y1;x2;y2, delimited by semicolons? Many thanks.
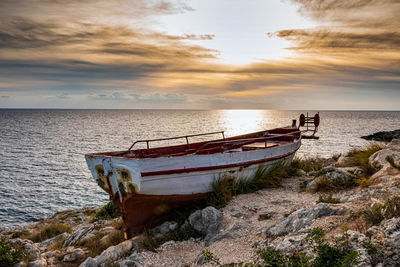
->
0;0;399;109
1;95;10;98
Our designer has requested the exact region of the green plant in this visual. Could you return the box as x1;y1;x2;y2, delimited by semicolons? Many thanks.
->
316;194;340;204
0;236;25;267
28;223;72;242
307;228;359;267
386;156;400;171
259;247;287;266
92;202;121;222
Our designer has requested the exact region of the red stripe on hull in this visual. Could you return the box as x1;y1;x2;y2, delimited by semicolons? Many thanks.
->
141;148;299;177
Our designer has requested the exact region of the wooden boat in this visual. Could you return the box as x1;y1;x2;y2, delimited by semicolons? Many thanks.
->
85;115;318;235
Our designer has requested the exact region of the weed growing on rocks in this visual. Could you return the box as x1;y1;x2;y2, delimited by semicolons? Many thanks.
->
79;230;124;257
0;236;25;267
208;162;298;208
362;196;400;226
28;223;72;242
92;202;121;222
342;144;384;176
316;194;340;204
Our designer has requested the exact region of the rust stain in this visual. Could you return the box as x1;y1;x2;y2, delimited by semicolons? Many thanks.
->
95;164;109;190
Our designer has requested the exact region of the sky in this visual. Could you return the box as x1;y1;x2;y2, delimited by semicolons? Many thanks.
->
0;0;399;110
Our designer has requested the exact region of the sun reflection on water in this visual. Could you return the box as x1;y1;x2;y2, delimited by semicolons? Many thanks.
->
219;110;269;136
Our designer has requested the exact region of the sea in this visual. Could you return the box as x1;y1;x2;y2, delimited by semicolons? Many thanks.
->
0;109;399;228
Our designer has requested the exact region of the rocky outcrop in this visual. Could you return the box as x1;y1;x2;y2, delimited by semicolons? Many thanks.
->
264;203;346;237
361;129;400;141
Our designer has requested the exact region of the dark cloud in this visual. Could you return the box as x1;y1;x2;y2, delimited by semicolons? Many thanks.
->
273;30;400;50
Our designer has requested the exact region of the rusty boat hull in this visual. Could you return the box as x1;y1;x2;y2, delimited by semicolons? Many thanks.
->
85;126;301;235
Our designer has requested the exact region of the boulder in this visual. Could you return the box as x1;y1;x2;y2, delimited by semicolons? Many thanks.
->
188;206;223;243
63;225;94;247
152;221;178;235
270;234;308;255
369;148;400;169
264;203;346;237
63;248;86;262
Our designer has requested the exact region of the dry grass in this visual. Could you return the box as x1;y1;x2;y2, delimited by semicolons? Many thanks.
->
28;223;72;243
292;157;325;172
79;230;124;257
356;177;373;188
342;144;384;176
363;196;400;226
316;194;340;204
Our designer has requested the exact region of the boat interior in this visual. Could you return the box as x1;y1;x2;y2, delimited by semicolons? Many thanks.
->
89;127;301;159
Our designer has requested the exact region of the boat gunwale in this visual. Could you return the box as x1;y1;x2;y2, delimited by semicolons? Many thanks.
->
85;127;301;160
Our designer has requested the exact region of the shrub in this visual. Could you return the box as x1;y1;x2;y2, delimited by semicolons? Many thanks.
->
258;247;287;266
342;144;384;176
28;223;72;243
307;228;359;267
0;236;25;267
362;204;384;226
92;202;121;222
316;194;340;204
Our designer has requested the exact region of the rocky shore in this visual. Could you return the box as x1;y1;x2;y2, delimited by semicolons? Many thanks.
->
2;139;400;266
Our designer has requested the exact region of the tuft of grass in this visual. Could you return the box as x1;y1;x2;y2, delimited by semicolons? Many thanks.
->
291;157;325;172
386;156;400;171
342;144;384;176
28;223;72;243
79;230;124;257
92;202;121;222
316;194;340;204
314;176;336;192
142;225;204;252
0;236;25;267
362;196;400;226
208;162;299;208
355;177;373;188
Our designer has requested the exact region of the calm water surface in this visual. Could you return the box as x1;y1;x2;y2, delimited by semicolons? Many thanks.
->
0;109;399;227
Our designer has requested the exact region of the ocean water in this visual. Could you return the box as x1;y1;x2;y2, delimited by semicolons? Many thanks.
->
0;109;399;228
